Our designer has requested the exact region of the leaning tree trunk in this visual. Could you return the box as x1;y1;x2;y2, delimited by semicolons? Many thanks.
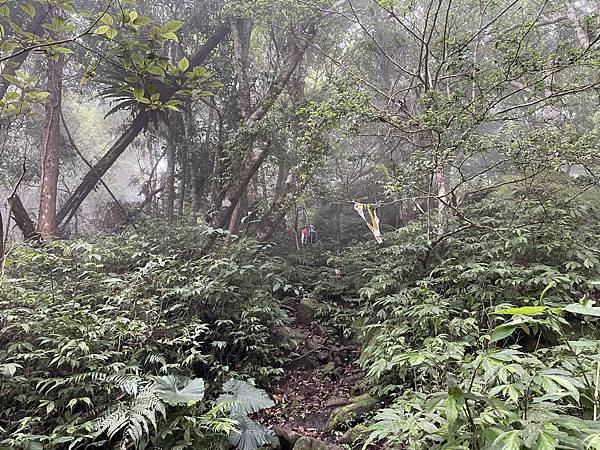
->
54;24;231;230
37;53;64;238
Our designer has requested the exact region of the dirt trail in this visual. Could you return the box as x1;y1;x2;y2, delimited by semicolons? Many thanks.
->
259;298;372;450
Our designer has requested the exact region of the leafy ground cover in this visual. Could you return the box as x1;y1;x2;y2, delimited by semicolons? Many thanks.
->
3;186;600;450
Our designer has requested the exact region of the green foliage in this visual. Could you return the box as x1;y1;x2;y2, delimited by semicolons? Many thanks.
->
0;223;292;449
312;186;600;449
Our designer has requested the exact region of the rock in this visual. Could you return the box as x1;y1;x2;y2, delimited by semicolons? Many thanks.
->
273;425;301;449
296;297;321;325
325;393;379;432
274;327;307;350
292;436;342;450
263;435;282;449
323;396;348;408
337;424;368;444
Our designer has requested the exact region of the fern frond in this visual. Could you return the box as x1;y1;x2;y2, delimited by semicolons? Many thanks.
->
96;386;166;448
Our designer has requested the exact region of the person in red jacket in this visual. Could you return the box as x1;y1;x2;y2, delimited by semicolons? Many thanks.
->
301;226;309;247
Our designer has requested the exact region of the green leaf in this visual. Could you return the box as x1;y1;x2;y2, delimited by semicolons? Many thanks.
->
133;87;144;101
564;303;600;317
162;32;179;42
493;306;546;316
490;323;518;342
492;430;521;450
444;394;459;425
536;431;556;450
21;3;36;17
162;20;183;33
228;414;275;450
154;376;205;406
53;47;74;54
94;25;110;35
100;13;114;26
0;363;22;377
217;379;275;415
178;57;190;72
146;65;165;77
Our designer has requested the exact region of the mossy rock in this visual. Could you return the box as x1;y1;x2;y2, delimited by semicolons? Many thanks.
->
292;437;342;450
297;297;322;325
325;393;378;432
275;326;308;350
273;425;301;449
338;424;368;444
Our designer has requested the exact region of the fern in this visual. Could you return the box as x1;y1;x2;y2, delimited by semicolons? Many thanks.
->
96;386;166;448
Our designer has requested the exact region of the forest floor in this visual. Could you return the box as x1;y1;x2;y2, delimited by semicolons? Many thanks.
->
259;298;372;450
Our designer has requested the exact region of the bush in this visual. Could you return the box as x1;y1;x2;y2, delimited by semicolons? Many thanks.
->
0;224;293;449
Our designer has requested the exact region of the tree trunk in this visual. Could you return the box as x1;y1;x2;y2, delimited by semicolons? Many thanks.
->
9;195;38;239
55;24;230;229
0;210;4;263
210;113;226;209
191;109;212;215
210;33;312;231
164;125;176;222
37;53;64;238
435;168;447;239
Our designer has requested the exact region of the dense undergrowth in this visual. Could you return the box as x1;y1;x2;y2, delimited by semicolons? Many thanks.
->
0;225;297;449
3;183;600;450
313;184;600;449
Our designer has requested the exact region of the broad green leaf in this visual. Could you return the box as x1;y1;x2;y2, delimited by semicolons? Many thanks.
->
536;431;556;450
147;65;165;77
564;303;600;317
162;31;179;42
21;3;36;17
100;13;114;26
133;87;144;101
228;414;275;450
490;324;517;343
0;363;22;377
154;376;205;405
94;25;110;35
444;394;460;425
217;379;274;415
162;20;183;33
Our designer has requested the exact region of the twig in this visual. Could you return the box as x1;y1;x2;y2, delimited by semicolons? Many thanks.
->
59;108;132;226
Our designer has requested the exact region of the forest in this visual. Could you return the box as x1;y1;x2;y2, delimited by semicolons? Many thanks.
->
1;0;600;449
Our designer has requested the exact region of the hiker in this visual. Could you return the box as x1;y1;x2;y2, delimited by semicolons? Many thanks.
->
309;224;317;244
301;226;309;247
